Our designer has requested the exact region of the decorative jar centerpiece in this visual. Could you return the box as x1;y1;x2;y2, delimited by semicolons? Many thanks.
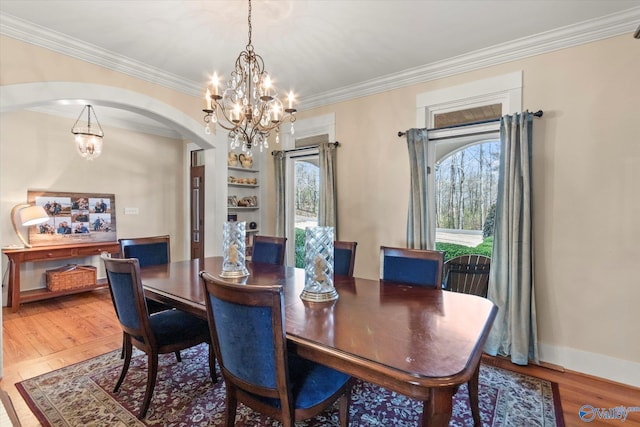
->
301;226;338;302
220;221;249;278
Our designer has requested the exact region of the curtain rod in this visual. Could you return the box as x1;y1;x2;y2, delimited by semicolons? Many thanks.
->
397;110;543;137
271;141;339;155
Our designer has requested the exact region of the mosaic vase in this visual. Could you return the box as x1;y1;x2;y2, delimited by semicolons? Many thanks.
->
220;221;249;278
301;226;337;302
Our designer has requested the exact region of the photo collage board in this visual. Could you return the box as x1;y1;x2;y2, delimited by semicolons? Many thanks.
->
27;190;117;246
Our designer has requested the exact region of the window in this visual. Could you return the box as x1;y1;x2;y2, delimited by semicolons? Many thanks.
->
435;138;499;250
416;72;522;258
290;154;320;267
281;114;335;265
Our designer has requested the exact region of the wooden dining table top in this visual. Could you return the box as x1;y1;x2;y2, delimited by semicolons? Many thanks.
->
140;256;497;402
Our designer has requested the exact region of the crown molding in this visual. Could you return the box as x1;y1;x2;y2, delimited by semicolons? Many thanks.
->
300;7;640;110
2;7;639;111
0;13;203;97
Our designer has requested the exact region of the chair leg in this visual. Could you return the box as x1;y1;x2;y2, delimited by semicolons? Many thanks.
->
120;332;125;359
339;380;352;427
208;344;217;383
174;351;181;362
139;353;159;419
225;385;238;427
114;335;132;392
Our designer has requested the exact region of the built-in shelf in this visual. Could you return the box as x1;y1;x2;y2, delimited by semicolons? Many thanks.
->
228;183;259;188
228;166;259;173
228;161;261;257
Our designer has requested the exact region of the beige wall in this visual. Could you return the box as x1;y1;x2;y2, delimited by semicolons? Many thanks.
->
279;34;640;385
0;110;186;292
1;31;638;385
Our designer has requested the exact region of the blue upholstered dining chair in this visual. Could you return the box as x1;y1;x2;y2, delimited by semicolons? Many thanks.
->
200;271;353;427
118;235;173;357
334;240;357;277
380;246;444;287
251;235;287;265
102;255;215;419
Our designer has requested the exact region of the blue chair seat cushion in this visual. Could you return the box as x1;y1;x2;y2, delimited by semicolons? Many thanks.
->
254;354;350;410
148;310;209;346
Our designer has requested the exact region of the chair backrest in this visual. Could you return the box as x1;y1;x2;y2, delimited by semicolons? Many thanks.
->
102;255;155;348
380;246;444;287
119;235;170;267
334;240;357;277
251;235;287;265
443;254;491;297
200;272;292;405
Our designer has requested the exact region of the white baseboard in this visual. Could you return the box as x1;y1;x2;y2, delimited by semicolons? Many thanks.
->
538;342;640;388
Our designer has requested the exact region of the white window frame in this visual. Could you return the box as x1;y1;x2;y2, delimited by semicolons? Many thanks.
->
415;72;523;243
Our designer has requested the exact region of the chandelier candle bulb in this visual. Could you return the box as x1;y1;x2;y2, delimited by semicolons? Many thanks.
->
211;73;219;97
205;89;212;110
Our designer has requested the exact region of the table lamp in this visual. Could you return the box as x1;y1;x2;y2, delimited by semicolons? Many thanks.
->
10;204;50;248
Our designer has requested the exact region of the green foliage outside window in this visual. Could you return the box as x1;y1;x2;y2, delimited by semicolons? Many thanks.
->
436;237;493;261
295;228;306;268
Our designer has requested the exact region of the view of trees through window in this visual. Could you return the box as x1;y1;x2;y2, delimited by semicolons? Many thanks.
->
294;158;320;267
434;140;499;259
436;140;499;231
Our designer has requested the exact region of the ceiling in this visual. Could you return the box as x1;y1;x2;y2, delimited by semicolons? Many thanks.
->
1;0;639;136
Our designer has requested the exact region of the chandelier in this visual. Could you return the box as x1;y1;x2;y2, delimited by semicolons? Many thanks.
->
71;105;104;160
203;0;296;156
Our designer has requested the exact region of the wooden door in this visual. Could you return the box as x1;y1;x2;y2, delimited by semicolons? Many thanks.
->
190;163;205;259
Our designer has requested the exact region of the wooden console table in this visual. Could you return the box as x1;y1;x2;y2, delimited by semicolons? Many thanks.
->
2;242;120;312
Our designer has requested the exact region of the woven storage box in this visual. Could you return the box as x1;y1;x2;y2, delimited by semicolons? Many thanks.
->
46;264;97;291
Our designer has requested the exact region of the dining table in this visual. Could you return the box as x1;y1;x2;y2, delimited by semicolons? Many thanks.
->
139;256;497;427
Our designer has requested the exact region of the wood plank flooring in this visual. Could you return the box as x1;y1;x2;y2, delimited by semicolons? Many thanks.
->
2;290;639;426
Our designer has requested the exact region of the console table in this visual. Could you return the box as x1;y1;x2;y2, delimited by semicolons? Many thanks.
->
2;242;120;312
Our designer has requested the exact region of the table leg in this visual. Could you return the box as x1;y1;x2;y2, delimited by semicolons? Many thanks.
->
469;362;481;427
421;387;454;427
7;258;19;312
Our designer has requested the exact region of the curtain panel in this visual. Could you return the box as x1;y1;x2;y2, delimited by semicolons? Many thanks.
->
485;112;539;365
318;142;338;234
273;150;286;237
405;128;435;250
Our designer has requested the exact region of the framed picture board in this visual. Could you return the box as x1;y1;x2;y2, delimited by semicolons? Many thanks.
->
27;190;117;247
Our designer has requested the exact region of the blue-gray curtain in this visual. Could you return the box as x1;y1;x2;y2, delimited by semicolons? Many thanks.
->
318;142;338;235
485;112;538;365
406;128;435;249
273;150;286;237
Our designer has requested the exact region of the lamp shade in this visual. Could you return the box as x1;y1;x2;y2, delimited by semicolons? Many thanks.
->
19;205;50;226
11;203;50;248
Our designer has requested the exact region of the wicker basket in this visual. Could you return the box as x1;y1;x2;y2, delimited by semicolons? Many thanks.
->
46;264;97;291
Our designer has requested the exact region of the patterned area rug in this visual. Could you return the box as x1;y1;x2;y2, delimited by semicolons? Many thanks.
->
16;344;563;426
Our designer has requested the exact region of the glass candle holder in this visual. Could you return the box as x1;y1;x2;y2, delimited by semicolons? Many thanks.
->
220;221;249;278
301;226;338;302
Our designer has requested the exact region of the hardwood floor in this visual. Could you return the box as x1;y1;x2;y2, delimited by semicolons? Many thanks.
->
2;290;639;426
